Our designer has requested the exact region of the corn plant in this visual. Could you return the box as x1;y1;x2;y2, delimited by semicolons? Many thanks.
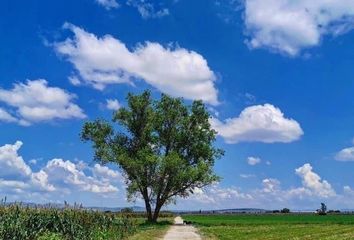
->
0;203;138;240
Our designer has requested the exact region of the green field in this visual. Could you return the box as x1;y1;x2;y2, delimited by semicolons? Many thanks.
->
184;214;354;240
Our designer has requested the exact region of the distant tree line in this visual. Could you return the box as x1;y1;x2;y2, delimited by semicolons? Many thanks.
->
272;208;290;214
271;203;342;215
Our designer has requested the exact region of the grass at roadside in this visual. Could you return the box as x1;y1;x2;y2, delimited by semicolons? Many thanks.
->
184;214;354;240
127;219;173;240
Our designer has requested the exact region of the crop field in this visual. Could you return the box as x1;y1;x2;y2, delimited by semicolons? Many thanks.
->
0;204;173;240
184;214;354;240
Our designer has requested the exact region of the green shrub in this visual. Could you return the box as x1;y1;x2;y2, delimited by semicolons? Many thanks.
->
280;208;290;213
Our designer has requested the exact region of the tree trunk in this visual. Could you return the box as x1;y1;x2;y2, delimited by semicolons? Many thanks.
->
144;197;153;222
152;200;164;222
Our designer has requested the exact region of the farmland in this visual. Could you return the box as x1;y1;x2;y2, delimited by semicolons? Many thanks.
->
0;204;172;240
184;214;354;240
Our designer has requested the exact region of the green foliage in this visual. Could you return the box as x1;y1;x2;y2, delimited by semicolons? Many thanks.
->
37;232;63;240
121;207;133;214
280;208;290;213
318;202;327;215
82;91;223;221
0;204;137;240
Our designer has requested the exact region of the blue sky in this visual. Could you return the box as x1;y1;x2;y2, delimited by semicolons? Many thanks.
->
0;0;354;210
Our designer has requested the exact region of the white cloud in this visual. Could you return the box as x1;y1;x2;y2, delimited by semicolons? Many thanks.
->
240;174;255;178
106;99;121;111
262;178;280;193
210;104;303;143
0;141;32;180
295;163;335;198
92;164;125;187
244;92;256;104
247;156;261;165
0;108;17;123
0;79;86;125
181;181;283;210
43;159;119;193
0;141;54;192
0;141;124;201
96;0;119;10
54;23;219;105
127;0;169;19
335;146;354;161
31;170;55;192
188;184;253;206
343;186;354;195
29;159;38;165
244;0;354;55
68;76;81;86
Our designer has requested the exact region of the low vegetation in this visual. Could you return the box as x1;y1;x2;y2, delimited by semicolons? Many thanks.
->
184;214;354;240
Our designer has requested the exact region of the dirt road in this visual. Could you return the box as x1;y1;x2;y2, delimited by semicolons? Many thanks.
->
163;216;201;240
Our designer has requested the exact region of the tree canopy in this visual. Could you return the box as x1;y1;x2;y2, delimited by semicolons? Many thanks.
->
81;91;223;222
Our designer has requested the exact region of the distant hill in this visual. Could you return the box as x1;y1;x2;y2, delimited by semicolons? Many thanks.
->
87;206;146;212
176;208;268;214
215;208;268;213
341;209;354;212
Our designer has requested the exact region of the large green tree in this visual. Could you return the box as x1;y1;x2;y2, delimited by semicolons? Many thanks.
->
81;91;223;222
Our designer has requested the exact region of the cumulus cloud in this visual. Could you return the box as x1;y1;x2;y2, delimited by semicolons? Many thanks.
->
0;79;86;125
0;141;54;192
54;23;219;105
247;156;261;165
335;145;354;161
0;141;123;201
179;163;344;210
0;141;32;180
43;159;119;193
188;184;253;206
210;104;303;143
92;164;125;186
244;0;354;55
179;181;281;210
127;0;169;19
96;0;119;10
106;99;121;111
295;163;335;198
